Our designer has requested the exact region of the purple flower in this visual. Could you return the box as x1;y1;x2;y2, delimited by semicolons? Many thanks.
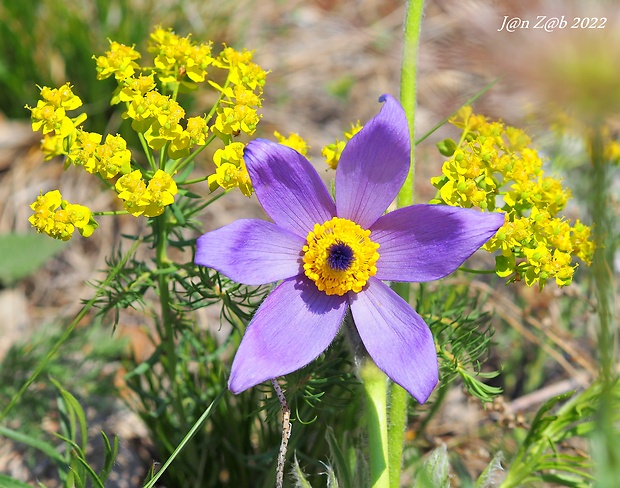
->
196;94;504;403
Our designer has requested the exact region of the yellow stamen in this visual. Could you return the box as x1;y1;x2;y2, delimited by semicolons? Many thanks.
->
303;217;380;296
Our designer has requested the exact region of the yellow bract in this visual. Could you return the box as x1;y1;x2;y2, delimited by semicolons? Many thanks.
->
208;142;252;196
115;169;178;218
322;121;363;170
274;131;310;157
28;190;97;240
303;217;380;296
431;106;595;289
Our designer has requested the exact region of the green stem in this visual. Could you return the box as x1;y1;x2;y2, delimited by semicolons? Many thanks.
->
171;135;215;175
0;238;142;423
92;210;130;216
397;0;424;209
384;2;426;487
360;359;390;488
458;266;497;275
138;131;157;172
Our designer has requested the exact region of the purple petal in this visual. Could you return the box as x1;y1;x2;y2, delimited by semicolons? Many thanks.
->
371;205;505;282
229;275;348;394
244;139;336;237
195;219;305;285
349;277;438;403
336;94;410;229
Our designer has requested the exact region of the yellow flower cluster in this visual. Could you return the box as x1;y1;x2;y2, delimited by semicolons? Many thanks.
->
68;132;132;179
116;169;178;217
274;131;310;157
322;121;363;169
94;41;141;81
26;83;87;160
96;27;267;190
208;142;252;197
27;26;269;238
29;190;97;241
431;106;594;289
148;27;213;84
209;47;267;139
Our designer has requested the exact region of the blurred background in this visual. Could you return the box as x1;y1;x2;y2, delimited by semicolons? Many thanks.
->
1;0;618;485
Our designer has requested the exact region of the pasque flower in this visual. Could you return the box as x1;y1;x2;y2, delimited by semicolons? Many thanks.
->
195;95;503;403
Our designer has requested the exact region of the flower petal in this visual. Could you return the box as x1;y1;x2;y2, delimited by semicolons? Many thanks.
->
336;94;410;229
229;275;348;393
349;277;438;403
244;139;336;237
195;219;305;285
371;204;505;282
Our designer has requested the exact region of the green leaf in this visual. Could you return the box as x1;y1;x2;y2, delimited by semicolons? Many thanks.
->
476;451;504;488
290;455;314;488
494;254;515;278
99;431;120;483
415;444;451;488
50;377;88;451
325;427;352;488
0;425;66;465
0;474;37;488
0;232;66;286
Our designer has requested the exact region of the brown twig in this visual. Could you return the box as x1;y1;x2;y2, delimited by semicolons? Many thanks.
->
271;378;291;488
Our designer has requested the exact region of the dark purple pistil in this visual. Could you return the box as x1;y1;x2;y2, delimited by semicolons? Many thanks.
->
327;241;354;271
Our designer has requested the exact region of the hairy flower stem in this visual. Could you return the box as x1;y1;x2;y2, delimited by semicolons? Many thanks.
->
387;1;425;487
360;359;390;488
361;0;425;484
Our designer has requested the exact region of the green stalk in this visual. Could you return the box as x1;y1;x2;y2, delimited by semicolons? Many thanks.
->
387;1;425;487
397;0;424;209
360;359;390;488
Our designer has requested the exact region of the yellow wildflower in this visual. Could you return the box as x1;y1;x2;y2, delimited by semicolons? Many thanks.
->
186;116;208;146
94;41;141;81
90;134;132;179
149;26;213;84
143;170;178;217
115;170;150;217
432;107;594;289
322;121;364;170
68;130;103;170
208;142;252;196
274;131;309;156
39;83;82;110
115;169;177;217
28;190;96;240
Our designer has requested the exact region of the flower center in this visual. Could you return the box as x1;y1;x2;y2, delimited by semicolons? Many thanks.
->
303;217;380;296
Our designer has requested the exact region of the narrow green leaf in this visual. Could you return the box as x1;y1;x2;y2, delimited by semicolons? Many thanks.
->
99;431;120;482
50;377;88;451
0;425;65;465
141;388;226;488
325;427;352;488
0;474;38;488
